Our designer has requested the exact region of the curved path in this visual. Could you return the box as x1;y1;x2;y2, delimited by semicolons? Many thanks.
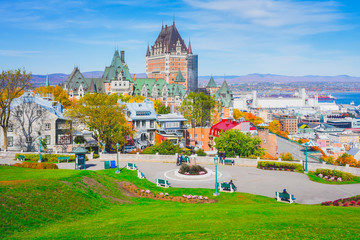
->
1;158;359;204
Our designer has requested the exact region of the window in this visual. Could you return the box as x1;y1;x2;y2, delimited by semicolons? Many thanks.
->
37;110;42;116
26;137;32;143
45;123;51;130
16;111;22;117
195;134;198;139
8;124;13;132
45;135;51;145
142;120;146;127
150;132;154;141
150;120;154;128
136;121;140;128
7;137;13;147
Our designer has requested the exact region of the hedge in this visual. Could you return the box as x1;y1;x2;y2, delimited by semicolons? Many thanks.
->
14;153;87;162
315;168;354;181
13;162;58;169
257;161;303;173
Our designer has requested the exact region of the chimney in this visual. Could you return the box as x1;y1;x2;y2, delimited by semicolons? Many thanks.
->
120;50;125;63
134;74;136;81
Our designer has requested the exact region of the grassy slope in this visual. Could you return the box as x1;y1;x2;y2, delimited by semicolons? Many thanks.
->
1;167;360;239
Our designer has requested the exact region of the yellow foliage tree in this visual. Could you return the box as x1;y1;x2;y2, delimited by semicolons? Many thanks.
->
65;93;133;152
0;69;32;150
33;86;72;108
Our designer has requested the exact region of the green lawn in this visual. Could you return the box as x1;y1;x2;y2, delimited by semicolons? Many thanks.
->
0;166;79;181
1;166;359;239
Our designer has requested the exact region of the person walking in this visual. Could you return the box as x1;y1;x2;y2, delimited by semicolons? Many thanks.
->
219;151;223;164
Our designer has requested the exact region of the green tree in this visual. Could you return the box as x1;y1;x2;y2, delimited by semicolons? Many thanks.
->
0;69;32;150
65;93;133;152
179;92;219;126
214;129;265;157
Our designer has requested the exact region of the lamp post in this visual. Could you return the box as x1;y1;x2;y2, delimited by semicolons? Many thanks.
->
116;143;120;173
213;155;219;196
304;144;308;173
38;136;42;163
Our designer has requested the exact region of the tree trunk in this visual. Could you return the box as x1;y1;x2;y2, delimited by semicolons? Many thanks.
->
2;127;7;151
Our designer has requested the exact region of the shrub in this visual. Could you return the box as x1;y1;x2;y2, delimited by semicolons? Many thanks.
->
14;153;86;163
93;154;100;159
179;164;207;175
142;141;181;155
279;152;294;161
13;162;58;169
74;136;86;144
195;149;206;156
257;161;303;173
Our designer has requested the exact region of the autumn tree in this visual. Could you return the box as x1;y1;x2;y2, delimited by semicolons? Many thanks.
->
65;93;133;152
33;85;72;108
233;109;263;126
118;94;145;103
0;69;32;150
335;153;358;167
214;129;265;157
153;100;170;114
179;92;220;126
279;152;294;161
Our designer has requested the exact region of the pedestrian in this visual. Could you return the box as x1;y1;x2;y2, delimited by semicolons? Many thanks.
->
223;151;226;161
176;155;180;166
180;154;183;164
219;151;223;164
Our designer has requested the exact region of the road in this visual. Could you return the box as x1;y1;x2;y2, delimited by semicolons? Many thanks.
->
276;136;319;163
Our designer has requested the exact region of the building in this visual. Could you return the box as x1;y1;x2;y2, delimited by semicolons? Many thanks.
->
63;50;133;98
1;92;72;152
155;112;187;147
121;99;157;149
257;128;278;157
146;22;198;92
273;115;298;135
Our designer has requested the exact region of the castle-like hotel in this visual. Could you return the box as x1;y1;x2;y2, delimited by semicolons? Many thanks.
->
63;22;233;117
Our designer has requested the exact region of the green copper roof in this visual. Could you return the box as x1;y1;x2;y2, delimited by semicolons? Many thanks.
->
206;76;217;88
219;80;231;94
133;78;186;97
174;69;185;82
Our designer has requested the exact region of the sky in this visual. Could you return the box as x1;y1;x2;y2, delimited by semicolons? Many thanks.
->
1;0;360;76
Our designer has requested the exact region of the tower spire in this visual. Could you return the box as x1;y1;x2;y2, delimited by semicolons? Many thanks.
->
45;74;49;87
188;38;193;54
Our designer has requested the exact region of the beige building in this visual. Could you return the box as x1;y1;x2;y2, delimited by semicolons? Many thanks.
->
273;115;298;135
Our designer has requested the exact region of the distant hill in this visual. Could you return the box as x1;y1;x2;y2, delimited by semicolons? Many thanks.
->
198;74;360;86
32;72;360;88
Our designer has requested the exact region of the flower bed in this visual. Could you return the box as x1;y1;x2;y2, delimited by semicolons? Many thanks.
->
257;161;303;173
315;169;353;182
321;195;360;207
121;182;215;203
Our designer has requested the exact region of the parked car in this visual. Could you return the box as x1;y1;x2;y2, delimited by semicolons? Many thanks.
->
124;145;136;153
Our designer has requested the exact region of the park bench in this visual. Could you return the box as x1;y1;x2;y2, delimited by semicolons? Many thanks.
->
17;155;27;161
181;157;189;163
219;182;237;192
104;161;110;169
275;192;296;204
156;178;170;188
137;170;146;179
57;156;70;163
127;163;137;170
110;160;116;168
223;159;235;166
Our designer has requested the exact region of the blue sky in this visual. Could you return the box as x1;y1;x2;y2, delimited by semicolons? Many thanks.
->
1;0;360;76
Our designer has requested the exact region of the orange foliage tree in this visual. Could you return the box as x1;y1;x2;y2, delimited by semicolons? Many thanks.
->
233;109;263;126
335;153;358;167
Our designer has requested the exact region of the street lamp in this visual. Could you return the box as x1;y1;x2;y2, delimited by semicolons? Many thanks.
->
302;141;317;173
213;155;220;196
38;136;42;163
116;143;120;174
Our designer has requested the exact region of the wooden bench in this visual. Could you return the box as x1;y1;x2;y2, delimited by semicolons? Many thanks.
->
57;156;70;163
127;163;137;170
156;178;170;188
223;159;235;165
104;161;110;169
219;182;237;192
137;170;145;179
17;155;27;161
275;192;296;204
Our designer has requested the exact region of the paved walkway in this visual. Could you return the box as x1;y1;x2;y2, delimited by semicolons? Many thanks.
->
2;158;359;204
